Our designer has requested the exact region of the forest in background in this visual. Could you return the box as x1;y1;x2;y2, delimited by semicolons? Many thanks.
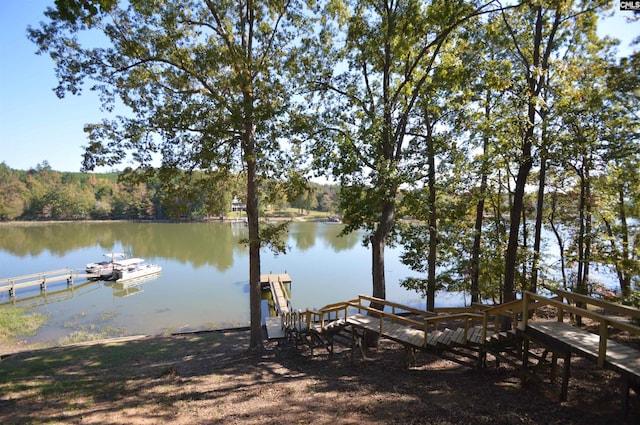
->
0;161;340;221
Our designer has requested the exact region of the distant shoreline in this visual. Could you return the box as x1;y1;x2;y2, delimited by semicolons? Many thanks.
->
0;215;339;226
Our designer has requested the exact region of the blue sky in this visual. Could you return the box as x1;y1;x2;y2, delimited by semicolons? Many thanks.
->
0;1;638;173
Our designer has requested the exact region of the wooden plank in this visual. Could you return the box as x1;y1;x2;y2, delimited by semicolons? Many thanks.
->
439;329;454;346
467;326;482;344
450;328;465;346
347;313;379;333
427;330;443;346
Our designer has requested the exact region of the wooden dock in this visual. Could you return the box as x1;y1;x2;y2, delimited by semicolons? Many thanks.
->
260;273;292;339
0;269;99;299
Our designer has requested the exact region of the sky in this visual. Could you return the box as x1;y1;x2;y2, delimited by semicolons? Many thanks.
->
0;1;638;173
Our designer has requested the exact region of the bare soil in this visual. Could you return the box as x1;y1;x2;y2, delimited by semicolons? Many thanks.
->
1;327;638;425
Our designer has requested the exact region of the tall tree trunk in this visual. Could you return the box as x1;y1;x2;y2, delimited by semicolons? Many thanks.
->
243;81;262;351
371;200;394;309
618;183;631;297
574;156;592;325
246;137;262;351
471;97;491;304
576;158;590;296
367;200;393;348
530;117;549;294
583;163;592;294
503;4;560;328
548;191;567;289
576;171;585;293
427;131;437;312
503;129;533;305
521;205;528;291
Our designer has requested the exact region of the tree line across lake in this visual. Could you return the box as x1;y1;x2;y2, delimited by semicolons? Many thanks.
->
0;161;340;221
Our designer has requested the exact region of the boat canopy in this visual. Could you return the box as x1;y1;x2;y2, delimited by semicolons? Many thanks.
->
113;258;145;267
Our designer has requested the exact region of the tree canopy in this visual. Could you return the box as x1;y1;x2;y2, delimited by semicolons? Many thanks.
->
25;0;640;334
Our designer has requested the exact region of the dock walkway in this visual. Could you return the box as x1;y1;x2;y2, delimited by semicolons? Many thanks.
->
0;269;99;298
261;273;291;339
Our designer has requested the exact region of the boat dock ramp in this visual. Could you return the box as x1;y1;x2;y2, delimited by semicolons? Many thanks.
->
261;273;292;339
0;269;99;299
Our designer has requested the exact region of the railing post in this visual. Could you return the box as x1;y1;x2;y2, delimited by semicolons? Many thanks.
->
598;321;608;368
522;292;529;330
423;318;429;348
556;291;564;322
482;311;488;344
463;316;469;342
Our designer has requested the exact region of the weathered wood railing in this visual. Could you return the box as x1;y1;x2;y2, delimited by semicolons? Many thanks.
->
521;290;640;368
299;295;487;349
0;269;86;298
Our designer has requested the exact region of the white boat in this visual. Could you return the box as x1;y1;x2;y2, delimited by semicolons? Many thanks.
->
112;258;162;282
86;253;127;280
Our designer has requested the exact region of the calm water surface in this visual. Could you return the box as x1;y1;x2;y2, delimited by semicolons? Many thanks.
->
0;221;465;345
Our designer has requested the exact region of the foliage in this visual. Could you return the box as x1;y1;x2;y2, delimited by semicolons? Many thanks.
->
0;162;340;221
18;0;640;313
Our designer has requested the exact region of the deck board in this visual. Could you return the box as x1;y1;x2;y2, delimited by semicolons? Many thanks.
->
527;321;640;378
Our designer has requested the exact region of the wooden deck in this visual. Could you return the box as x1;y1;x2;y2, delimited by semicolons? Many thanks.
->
525;321;640;378
290;292;640;414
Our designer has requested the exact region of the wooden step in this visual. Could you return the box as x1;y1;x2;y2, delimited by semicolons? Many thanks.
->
438;328;455;346
466;326;483;345
450;328;466;346
426;330;444;346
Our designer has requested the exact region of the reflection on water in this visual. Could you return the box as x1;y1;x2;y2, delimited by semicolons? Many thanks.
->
0;221;462;345
0;221;362;271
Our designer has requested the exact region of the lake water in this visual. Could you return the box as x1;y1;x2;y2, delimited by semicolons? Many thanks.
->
0;221;466;345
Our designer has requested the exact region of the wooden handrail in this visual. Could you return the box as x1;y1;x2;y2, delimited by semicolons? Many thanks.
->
356;294;436;317
522;291;640;367
556;289;640;319
0;268;71;285
434;305;487;314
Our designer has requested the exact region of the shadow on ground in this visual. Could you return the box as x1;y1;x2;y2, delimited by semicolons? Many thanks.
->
0;330;637;424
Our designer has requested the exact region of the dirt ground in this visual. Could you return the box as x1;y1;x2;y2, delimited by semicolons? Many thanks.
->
0;328;638;425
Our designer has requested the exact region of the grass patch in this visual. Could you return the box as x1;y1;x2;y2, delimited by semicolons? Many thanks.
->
58;325;127;345
0;307;48;343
